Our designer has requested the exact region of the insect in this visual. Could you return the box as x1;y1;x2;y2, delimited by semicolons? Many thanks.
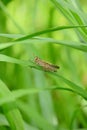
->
34;57;59;72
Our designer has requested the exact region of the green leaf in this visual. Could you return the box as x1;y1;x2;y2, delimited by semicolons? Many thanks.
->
0;34;23;38
0;54;31;66
49;72;87;100
15;25;87;41
0;79;24;130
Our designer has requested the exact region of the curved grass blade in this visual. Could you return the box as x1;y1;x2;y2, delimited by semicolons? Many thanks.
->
0;86;76;106
33;37;87;52
16;101;55;130
70;105;87;130
14;25;87;41
0;34;24;39
0;25;87;40
0;81;86;106
0;79;24;130
0;54;34;67
50;72;87;100
0;54;87;101
0;37;87;52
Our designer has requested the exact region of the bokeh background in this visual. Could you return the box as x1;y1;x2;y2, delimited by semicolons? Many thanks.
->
0;0;87;130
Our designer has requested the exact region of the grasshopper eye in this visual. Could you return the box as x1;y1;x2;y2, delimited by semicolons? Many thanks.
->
35;56;38;61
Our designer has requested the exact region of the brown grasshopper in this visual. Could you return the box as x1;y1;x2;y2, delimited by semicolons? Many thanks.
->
34;57;59;72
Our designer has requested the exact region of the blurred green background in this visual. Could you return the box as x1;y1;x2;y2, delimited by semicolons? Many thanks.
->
0;0;87;130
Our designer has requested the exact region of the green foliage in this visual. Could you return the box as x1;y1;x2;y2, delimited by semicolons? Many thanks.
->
0;0;87;130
